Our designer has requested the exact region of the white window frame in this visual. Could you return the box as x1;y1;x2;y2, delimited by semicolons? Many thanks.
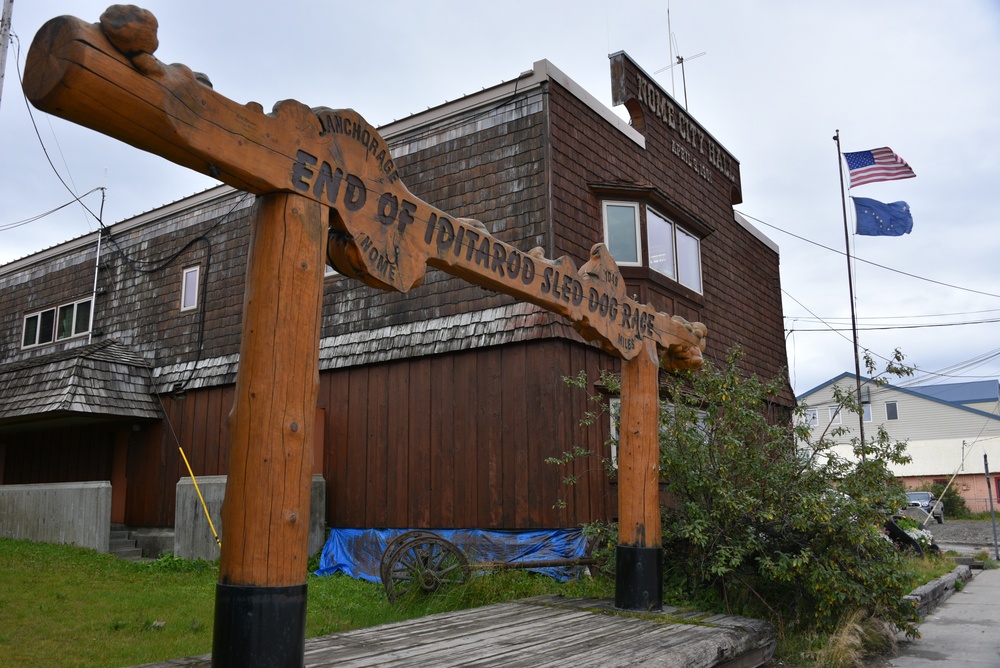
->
885;401;898;421
646;207;677;280
22;298;92;349
181;265;200;311
608;397;621;468
862;403;873;422
829;406;842;425
647;205;704;293
675;224;703;293
602;201;642;267
604;200;704;295
804;408;819;428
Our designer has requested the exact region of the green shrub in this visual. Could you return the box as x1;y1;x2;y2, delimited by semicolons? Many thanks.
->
557;348;920;639
652;350;918;635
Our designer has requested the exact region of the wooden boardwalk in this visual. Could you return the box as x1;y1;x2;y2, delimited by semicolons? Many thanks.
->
141;596;775;667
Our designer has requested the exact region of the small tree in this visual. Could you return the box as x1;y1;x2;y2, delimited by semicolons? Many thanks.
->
554;348;920;638
655;349;916;635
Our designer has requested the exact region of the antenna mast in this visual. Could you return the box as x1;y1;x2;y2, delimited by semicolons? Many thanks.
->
0;0;14;111
655;3;705;110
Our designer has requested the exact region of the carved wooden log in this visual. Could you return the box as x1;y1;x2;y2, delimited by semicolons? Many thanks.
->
220;192;325;587
212;192;326;665
23;4;709;629
615;339;664;610
23;10;707;368
617;339;662;549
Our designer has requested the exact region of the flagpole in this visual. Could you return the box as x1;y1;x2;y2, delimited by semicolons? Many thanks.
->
833;130;866;449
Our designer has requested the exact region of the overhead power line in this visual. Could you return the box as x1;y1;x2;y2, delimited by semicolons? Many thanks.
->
737;209;1000;300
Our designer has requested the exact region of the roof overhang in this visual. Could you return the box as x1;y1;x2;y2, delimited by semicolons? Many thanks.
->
0;339;161;430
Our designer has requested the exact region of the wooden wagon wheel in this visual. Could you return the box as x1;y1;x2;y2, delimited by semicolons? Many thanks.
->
379;530;439;586
382;535;470;602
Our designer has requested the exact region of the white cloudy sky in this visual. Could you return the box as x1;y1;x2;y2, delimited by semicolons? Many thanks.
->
2;1;999;396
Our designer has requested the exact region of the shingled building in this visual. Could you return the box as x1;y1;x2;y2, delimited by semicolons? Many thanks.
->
0;52;791;551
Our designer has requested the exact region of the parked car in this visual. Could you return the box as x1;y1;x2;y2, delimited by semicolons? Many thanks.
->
906;491;944;524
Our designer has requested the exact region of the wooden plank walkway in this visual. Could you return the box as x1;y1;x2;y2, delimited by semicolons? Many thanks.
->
139;596;775;667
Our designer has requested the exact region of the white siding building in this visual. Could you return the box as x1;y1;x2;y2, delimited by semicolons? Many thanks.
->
798;373;1000;513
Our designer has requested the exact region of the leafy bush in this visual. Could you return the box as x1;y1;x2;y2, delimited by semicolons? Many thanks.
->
555;348;921;639
651;349;918;635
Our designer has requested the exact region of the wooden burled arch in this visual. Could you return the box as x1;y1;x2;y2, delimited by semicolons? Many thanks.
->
23;4;707;659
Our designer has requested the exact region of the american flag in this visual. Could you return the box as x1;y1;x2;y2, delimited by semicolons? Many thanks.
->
842;147;916;188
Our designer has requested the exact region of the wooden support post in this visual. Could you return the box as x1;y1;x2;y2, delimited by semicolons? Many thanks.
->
212;192;326;667
615;338;663;611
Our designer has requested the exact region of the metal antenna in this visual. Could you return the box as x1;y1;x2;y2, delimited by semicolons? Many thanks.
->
653;7;705;110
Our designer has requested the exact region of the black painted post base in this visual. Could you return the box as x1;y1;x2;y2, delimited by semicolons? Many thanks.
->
614;545;663;611
212;582;308;668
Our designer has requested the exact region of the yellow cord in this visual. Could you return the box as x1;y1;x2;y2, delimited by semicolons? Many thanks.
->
178;445;222;548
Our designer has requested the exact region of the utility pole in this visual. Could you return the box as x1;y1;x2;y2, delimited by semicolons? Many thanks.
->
986;454;999;560
0;0;14;111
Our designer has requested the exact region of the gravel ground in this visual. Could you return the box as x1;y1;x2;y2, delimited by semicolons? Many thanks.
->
925;519;1000;553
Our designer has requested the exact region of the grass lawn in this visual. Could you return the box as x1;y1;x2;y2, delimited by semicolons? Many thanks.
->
0;538;612;667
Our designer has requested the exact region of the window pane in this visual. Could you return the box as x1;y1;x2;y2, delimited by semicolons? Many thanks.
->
646;208;675;279
676;226;702;292
886;402;898;420
829;406;841;425
605;204;639;264
863;404;873;422
182;267;200;310
57;304;75;340
75;300;92;335
23;314;39;347
38;309;55;344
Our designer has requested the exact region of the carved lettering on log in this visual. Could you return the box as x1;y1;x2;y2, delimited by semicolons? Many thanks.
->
24;10;707;367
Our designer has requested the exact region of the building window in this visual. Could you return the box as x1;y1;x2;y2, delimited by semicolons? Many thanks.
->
603;202;641;266
675;225;703;293
886;401;898;420
646;208;676;279
22;298;92;348
602;202;703;294
829;406;842;425
863;404;873;422
647;207;703;292
181;266;200;311
803;408;819;428
608;397;621;468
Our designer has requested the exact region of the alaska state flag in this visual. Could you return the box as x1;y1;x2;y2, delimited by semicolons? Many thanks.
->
853;197;913;236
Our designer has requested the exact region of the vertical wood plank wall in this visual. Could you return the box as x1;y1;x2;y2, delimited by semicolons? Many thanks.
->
2;340;617;530
319;340;616;530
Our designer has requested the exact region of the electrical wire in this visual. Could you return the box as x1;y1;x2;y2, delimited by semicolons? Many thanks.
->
0;187;104;231
14;32;103;226
737;209;1000;300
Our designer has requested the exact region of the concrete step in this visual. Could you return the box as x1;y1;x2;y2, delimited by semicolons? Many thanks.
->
109;526;144;561
111;546;144;559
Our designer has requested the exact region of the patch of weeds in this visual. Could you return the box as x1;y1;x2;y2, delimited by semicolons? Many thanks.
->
146;553;217;574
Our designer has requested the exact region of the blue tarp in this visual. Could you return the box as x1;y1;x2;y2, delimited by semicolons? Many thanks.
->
315;528;588;582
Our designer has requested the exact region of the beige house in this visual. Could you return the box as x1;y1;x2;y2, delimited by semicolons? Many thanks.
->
798;373;1000;513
